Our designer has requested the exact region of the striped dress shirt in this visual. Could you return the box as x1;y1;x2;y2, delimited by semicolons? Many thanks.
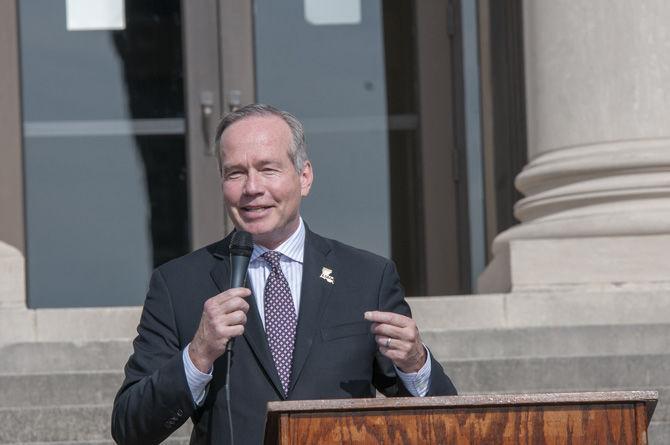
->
246;218;306;327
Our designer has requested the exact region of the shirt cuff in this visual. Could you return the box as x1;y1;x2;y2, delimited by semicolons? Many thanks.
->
182;343;214;406
394;346;432;397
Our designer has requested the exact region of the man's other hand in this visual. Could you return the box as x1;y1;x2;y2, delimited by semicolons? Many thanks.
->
189;288;251;373
364;311;427;373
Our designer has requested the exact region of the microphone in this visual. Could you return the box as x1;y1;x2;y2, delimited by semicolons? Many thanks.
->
227;230;253;353
229;230;253;289
225;230;252;445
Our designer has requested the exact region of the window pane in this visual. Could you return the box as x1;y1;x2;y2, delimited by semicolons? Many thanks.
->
19;0;188;308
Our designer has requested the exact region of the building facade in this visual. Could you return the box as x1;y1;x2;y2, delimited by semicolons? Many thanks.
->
1;0;669;442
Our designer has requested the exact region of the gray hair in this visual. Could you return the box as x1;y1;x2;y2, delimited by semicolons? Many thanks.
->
214;104;308;174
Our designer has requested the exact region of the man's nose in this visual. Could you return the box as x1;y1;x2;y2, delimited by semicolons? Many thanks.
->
243;171;263;195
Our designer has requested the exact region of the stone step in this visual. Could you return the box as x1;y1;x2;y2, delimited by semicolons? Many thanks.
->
423;323;670;360
0;341;133;374
0;405;191;444
410;291;670;332
649;420;669;444
445;354;670;438
445;353;670;393
0;371;123;408
0;365;662;443
456;385;668;423
653;389;670;422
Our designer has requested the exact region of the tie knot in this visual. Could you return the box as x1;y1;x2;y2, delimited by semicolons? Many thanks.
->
262;251;282;269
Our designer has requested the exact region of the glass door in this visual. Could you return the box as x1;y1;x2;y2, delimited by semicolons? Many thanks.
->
18;0;218;307
246;0;467;294
253;0;392;258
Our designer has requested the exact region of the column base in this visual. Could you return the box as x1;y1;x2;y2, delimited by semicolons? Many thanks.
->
478;234;670;293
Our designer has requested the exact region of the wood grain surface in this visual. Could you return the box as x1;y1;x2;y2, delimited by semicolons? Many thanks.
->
264;391;657;445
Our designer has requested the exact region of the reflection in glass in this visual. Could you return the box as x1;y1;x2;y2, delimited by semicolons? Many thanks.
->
254;0;391;259
253;0;426;293
19;0;188;307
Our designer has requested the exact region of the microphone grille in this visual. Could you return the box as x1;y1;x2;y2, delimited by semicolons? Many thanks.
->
230;230;253;256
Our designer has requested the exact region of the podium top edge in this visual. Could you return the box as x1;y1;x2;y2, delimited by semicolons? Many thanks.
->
266;390;658;416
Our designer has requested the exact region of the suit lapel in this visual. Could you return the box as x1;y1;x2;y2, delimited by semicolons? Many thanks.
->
209;236;284;397
289;229;334;394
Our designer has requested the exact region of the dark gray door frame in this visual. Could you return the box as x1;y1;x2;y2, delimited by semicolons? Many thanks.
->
182;0;256;249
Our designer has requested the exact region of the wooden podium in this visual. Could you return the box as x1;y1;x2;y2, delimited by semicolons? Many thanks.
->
264;391;657;444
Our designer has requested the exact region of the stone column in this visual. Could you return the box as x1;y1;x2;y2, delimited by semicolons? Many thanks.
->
479;0;670;292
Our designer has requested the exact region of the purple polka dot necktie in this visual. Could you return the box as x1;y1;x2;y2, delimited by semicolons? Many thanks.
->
262;251;297;396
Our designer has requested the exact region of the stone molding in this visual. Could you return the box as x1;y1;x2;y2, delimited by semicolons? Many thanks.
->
480;235;670;293
409;290;670;332
0;306;142;344
488;137;670;257
0;240;144;344
515;138;670;217
0;241;25;309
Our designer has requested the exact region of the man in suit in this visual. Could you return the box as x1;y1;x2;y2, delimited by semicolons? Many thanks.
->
112;104;457;445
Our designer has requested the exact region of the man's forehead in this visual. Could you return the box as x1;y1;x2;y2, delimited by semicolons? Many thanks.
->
221;114;290;140
220;115;293;163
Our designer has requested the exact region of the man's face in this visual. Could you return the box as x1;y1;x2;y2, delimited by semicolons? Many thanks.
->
220;115;313;249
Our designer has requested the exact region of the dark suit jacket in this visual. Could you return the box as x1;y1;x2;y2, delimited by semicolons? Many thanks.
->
112;228;457;445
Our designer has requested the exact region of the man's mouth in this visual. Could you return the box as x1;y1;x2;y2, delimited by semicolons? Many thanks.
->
240;205;272;213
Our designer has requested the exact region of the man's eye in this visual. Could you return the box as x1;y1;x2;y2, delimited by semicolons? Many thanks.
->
225;171;243;179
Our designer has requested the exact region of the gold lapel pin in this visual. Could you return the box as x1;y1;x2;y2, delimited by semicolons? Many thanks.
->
319;267;335;284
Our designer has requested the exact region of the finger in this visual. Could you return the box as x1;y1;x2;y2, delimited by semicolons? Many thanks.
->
374;335;402;350
222;309;247;327
204;296;250;317
375;335;415;354
371;323;407;341
377;341;427;372
377;345;402;362
212;317;246;338
211;287;252;303
218;297;250;315
217;324;244;340
364;311;410;328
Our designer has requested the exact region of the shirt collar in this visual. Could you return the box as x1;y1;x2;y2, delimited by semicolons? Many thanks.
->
250;217;305;264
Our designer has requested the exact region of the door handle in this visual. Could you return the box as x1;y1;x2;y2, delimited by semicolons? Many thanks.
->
228;90;241;112
201;91;215;156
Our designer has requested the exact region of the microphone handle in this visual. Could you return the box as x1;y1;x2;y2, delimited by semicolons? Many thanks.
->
230;254;250;288
227;254;250;352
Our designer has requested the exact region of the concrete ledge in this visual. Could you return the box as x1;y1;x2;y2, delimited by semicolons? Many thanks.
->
650;421;670;444
409;289;670;331
35;307;141;342
0;240;24;308
1;288;669;343
0;405;192;443
445;354;670;395
0;341;133;373
0;372;124;408
479;234;670;293
0;307;141;344
0;308;35;343
511;235;670;291
422;323;670;360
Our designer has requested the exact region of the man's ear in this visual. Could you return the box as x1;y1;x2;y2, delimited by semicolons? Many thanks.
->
300;161;313;197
